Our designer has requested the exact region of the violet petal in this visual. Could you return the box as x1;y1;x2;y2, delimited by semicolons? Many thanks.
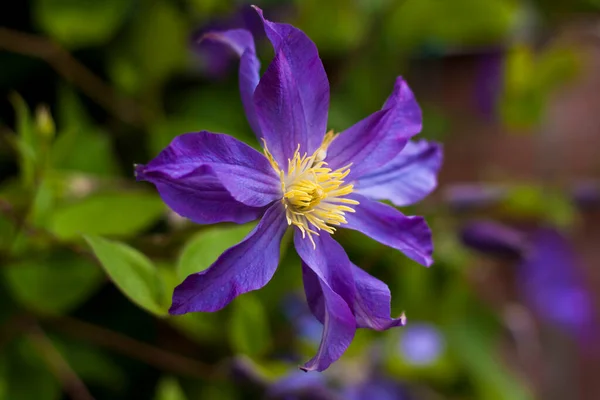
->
136;164;264;224
327;77;422;181
344;194;433;267
169;203;288;314
137;131;281;208
351;264;406;330
253;6;329;165
199;29;262;137
356;139;442;207
295;232;356;372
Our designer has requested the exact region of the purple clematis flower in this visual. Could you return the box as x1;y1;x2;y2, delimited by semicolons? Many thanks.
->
136;7;442;371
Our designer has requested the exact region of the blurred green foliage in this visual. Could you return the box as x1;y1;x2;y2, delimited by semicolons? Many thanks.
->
33;0;133;49
0;0;590;399
500;44;580;129
154;376;187;400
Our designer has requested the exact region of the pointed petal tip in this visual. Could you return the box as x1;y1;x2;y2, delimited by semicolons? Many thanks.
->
251;5;265;20
344;195;434;267
423;256;434;268
133;163;146;181
299;362;322;373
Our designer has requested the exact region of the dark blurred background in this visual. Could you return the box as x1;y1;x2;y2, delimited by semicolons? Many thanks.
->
1;0;600;399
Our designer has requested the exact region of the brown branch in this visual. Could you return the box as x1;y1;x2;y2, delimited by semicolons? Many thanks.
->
27;324;96;400
0;27;146;127
45;316;219;380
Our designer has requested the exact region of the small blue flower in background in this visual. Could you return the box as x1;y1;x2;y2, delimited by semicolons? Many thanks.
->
136;7;442;371
282;294;323;345
519;228;595;341
461;221;597;343
398;323;445;366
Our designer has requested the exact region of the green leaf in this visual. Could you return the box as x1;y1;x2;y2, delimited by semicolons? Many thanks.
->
3;251;103;315
177;223;255;280
85;235;168;316
28;176;56;228
49;192;164;240
32;0;132;48
228;294;272;357
9;93;35;157
154;376;187;400
156;263;221;342
9;93;37;187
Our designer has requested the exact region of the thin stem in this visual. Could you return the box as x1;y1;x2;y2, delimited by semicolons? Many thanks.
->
0;27;147;127
27;324;96;400
44;316;219;380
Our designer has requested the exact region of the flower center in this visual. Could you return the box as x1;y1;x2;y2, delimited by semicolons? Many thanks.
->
263;131;359;248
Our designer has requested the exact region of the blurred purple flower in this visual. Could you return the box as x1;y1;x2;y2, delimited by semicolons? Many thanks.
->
190;4;264;78
269;371;411;400
445;181;600;212
443;183;508;211
474;49;505;120
461;221;596;341
572;180;600;210
344;378;410;400
282;294;323;345
398;323;445;366
460;220;526;259
136;7;442;371
519;228;596;342
267;371;332;400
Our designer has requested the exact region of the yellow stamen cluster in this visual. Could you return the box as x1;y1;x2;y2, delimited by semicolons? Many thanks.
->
263;131;359;248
